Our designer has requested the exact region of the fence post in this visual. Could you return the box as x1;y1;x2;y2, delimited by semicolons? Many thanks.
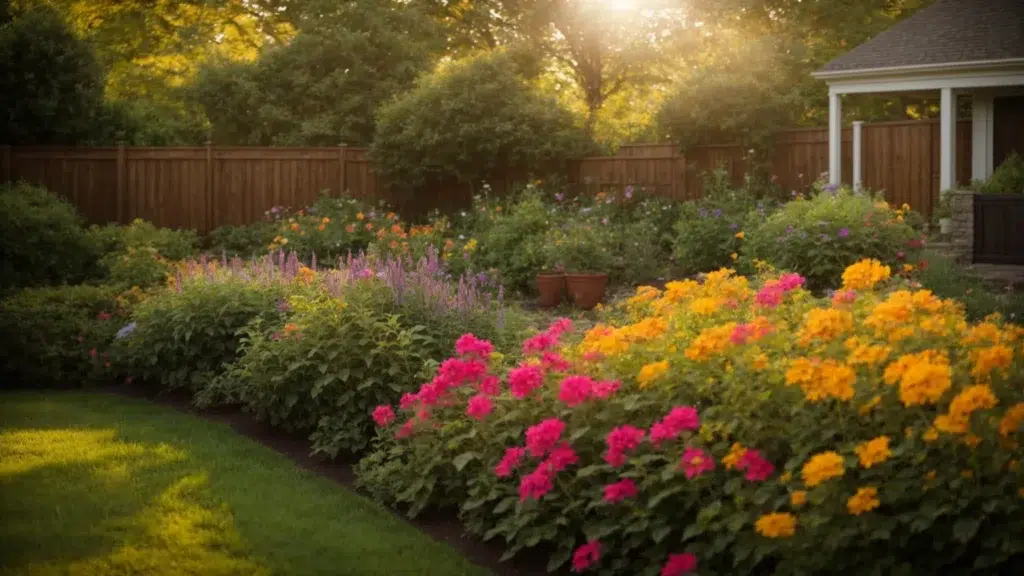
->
1;145;10;183
852;121;863;191
116;143;126;223
205;141;214;233
338;142;348;196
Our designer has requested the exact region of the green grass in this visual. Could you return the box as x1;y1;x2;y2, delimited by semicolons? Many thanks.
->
0;392;489;576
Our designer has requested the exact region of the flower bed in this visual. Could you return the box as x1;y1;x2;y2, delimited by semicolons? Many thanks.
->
359;260;1024;574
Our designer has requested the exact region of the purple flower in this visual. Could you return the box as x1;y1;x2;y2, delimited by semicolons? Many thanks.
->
116;322;137;339
713;208;723;218
555;193;564;202
276;299;290;312
729;223;738;230
824;183;838;193
368;210;376;219
786;225;794;234
624;186;634;199
601;217;609;225
838;228;850;238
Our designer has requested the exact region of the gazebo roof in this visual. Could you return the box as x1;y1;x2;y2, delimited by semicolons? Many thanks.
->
816;0;1024;76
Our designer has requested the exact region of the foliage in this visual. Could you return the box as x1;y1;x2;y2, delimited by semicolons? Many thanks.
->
543;219;615;274
0;5;107;144
370;51;591;195
0;182;100;292
359;263;1024;574
976;152;1024;194
0;392;488;576
671;171;773;276
193;0;442;146
265;196;399;260
207;221;278;259
744;184;922;291
112;260;286;393
89;219;199;288
0;284;127;388
914;250;1024;322
229;286;438;457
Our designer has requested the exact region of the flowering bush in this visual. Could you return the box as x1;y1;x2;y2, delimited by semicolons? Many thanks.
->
467;191;555;293
266;195;394;258
744;185;922;291
671;177;771;276
358;262;1024;574
0;284;127;388
111;255;291;393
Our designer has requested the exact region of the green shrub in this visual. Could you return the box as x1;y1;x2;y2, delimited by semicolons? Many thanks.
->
228;285;438;456
744;185;920;291
207;221;277;258
471;192;557;293
266;196;394;259
0;182;100;292
977;152;1024;194
915;250;1024;322
112;277;284;393
543;219;615;274
90;219;200;261
99;247;173;289
0;284;125;388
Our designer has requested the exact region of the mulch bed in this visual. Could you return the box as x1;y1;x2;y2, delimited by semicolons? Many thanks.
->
103;385;550;576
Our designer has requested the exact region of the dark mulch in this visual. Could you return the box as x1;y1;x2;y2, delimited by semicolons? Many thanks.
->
103;385;550;576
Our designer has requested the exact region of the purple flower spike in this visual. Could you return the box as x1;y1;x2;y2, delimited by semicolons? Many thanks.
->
838;228;850;238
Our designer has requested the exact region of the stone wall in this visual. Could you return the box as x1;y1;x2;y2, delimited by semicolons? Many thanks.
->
947;191;974;263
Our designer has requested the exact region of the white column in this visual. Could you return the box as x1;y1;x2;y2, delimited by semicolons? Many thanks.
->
971;92;995;181
828;91;842;185
852;121;864;191
939;87;958;192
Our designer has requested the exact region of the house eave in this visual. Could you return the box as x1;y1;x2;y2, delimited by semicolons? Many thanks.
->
812;58;1024;81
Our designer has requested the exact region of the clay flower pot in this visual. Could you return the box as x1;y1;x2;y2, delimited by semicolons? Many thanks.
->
536;273;567;308
565;273;608;310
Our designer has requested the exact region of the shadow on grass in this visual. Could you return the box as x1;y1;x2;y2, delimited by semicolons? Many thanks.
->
0;426;265;575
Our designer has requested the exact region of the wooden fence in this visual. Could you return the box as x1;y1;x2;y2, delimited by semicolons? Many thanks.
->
1;119;975;233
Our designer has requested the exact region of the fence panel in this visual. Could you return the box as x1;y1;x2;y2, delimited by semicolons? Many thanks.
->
974;194;1024;264
1;119;978;232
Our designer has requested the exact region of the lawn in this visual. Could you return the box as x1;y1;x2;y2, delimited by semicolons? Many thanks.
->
0;392;488;576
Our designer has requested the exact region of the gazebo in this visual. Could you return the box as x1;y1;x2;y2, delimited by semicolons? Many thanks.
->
812;0;1024;193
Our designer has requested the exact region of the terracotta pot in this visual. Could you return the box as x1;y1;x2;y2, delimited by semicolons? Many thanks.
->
565;273;608;310
536;273;567;308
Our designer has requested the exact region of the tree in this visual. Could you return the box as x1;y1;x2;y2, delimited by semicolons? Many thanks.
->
370;50;591;196
192;0;443;146
0;5;107;144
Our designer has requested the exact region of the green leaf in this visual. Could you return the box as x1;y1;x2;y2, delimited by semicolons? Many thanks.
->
452;452;478;472
953;517;981;543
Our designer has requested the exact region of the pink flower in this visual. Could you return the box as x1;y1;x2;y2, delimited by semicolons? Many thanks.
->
372;405;396;427
649;406;700;445
399;392;418;410
518;467;553;501
396;420;415;439
550;318;574;336
455;333;495;359
661;553;698;576
542;351;571;372
778;273;806;291
495;447;526;478
96;311;112;321
754;285;783;308
478;375;501;395
603;478;638;503
832;289;857;305
466;394;494;420
416;382;443;406
89;348;97;358
509;365;544;399
736;449;775;482
522;332;557;355
571;540;601;572
437;358;488;387
558;375;595;407
679;447;715;479
592;380;620;399
525;418;566;457
605;425;645;467
542;442;578;473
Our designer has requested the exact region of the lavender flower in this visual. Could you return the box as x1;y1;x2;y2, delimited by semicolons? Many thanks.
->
116;322;137;339
555;193;564;202
824;183;838;194
729;223;738;230
838;228;850;238
624;185;634;199
712;208;723;218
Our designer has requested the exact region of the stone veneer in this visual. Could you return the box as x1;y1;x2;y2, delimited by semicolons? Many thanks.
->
947;191;975;264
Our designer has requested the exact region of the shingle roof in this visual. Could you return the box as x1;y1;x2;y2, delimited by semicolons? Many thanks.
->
817;0;1024;74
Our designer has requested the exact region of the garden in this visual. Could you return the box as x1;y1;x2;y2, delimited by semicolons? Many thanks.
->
3;167;1024;575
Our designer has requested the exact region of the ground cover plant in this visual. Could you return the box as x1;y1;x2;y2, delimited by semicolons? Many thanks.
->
359;260;1024;575
0;392;487;576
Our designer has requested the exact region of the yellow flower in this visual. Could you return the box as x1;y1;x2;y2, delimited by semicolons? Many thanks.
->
922;427;939;442
790;490;807;507
846;487;880;515
970;344;1014;381
684;323;736;362
689;297;724;315
290;222;300;231
785;357;855;402
780;472;792;483
321;217;330;224
797;308;853;346
637;360;669;388
925;469;936;481
751;353;769;371
802;451;845;487
730;252;738;261
998;403;1024;437
722;443;747;470
855;436;891;468
963;434;982;449
735;231;745;239
859;395;882;416
356;212;365;220
841;259;891;291
848;343;892;366
903;263;915;273
948;384;999;418
755;513;796;538
884;351;952;407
